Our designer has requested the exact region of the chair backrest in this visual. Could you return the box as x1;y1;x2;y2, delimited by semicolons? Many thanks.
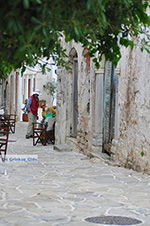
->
0;114;16;133
0;115;10;130
0;123;10;161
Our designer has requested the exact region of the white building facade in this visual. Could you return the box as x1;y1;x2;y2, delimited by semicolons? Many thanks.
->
2;59;57;121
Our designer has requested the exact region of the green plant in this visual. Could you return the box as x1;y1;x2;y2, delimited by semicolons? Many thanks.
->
43;82;56;97
0;0;149;77
21;99;28;113
140;151;145;157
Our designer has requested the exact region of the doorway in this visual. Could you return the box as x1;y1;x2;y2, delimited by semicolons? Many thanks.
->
103;61;117;153
69;48;78;138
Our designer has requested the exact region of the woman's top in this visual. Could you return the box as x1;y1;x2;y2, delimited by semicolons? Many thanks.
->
44;112;53;122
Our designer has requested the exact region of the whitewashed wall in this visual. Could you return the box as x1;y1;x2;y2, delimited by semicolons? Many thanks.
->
56;38;150;174
55;40;104;156
22;68;53;106
4;59;57;121
112;45;150;173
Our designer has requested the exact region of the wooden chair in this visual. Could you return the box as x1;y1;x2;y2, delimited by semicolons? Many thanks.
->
5;114;16;133
0;114;16;133
32;119;55;146
33;122;47;146
0;115;9;130
0;120;10;162
9;114;16;133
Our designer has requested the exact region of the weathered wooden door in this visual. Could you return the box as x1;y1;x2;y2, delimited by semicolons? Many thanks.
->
103;61;117;153
71;58;78;137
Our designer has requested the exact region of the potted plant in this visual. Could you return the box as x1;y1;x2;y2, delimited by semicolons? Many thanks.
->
22;99;28;122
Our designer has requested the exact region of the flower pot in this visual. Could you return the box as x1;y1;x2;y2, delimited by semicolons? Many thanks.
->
22;113;28;122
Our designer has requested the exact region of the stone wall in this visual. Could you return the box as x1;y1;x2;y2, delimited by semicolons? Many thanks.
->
112;45;150;173
56;38;150;174
55;41;97;155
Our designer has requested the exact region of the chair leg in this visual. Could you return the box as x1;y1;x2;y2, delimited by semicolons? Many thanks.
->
0;152;6;162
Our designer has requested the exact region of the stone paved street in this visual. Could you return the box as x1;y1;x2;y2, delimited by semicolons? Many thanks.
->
0;122;150;226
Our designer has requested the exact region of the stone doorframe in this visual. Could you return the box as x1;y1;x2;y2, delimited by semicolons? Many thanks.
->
92;68;104;155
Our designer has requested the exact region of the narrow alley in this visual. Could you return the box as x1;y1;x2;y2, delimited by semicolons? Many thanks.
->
0;122;150;226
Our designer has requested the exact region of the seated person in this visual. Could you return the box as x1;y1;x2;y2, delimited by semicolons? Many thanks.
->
44;107;53;123
49;106;56;117
41;104;46;122
44;107;56;144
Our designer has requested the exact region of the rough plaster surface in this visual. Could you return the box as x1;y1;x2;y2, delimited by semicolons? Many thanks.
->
56;39;150;174
112;45;150;173
55;41;96;155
